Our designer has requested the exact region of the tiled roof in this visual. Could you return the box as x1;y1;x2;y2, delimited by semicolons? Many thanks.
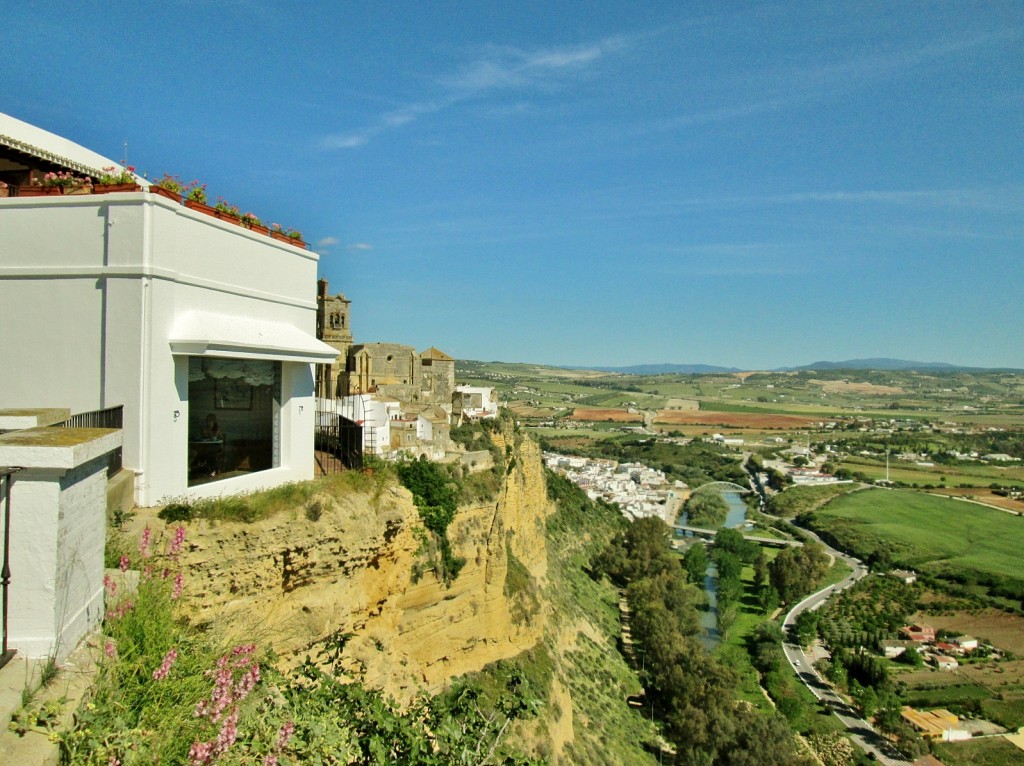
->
420;346;453;361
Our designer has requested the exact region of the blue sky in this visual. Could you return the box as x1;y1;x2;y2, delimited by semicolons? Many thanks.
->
5;2;1022;369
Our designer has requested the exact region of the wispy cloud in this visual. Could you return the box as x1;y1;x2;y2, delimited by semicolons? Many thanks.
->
321;36;630;149
316;236;340;251
347;242;373;252
660;26;1024;131
673;186;1024;214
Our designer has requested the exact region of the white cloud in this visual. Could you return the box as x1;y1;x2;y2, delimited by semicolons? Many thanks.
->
321;35;630;150
347;242;373;252
316;236;340;249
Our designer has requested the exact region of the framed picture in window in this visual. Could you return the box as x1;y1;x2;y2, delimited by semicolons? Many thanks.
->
215;379;252;410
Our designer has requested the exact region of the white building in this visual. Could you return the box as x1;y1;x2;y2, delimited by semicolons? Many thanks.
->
0;113;337;507
454;385;499;420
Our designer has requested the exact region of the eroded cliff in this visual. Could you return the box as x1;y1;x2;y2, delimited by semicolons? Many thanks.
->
148;431;551;704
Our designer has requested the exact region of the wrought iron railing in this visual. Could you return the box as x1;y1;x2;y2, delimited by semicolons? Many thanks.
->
314;406;363;475
56;405;123;477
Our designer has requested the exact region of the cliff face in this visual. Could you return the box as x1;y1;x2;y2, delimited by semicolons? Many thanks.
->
166;432;550;703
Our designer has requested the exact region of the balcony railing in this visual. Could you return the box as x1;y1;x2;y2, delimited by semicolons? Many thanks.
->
56;405;123;477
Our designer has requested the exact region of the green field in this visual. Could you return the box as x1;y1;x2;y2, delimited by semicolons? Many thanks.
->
840;456;1024;488
809;489;1024;581
933;737;1024;766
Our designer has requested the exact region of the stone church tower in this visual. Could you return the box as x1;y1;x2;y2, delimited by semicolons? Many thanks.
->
315;278;352;397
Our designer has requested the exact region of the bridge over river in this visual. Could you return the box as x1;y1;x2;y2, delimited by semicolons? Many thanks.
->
671;524;803;548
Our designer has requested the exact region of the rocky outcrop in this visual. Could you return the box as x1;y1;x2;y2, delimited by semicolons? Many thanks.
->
159;431;551;703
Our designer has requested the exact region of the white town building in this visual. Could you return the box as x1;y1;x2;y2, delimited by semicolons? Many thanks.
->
0;112;337;507
453;385;499;420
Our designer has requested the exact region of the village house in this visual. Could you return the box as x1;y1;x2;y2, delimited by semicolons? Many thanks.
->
452;385;499;422
933;655;959;671
899;623;936;643
0;112;337;507
880;639;917;659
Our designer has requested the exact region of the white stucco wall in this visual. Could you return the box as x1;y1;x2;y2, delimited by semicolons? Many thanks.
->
0;192;330;506
0;428;121;660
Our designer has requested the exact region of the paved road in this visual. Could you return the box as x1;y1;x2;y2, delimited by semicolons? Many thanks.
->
749;469;915;766
779;536;914;766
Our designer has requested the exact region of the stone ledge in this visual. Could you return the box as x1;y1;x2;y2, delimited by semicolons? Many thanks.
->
0;427;121;469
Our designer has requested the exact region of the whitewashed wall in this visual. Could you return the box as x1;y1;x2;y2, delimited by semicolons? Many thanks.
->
0;428;121;660
0;193;327;506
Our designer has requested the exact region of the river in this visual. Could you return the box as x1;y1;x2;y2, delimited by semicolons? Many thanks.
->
676;490;749;650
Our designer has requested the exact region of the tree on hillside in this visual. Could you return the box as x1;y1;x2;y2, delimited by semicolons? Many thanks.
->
714;527;758;562
684;492;729;527
683;542;708;586
794;610;819;646
768;543;830;604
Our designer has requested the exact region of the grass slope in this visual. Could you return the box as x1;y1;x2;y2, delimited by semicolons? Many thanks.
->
809;488;1024;580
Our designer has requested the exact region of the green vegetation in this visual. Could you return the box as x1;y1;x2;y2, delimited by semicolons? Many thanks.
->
934;737;1024;766
682;490;729;527
801;488;1024;602
766;543;831;605
396;456;466;585
816;576;918;650
62;530;544;765
157;471;385;523
765;482;863;518
536;468;659;764
592;518;816;765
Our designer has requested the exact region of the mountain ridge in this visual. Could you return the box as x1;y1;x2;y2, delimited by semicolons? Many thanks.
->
556;358;1021;374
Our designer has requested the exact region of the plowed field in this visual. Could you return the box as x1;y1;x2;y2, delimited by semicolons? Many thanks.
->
652;411;818;429
567;408;644;423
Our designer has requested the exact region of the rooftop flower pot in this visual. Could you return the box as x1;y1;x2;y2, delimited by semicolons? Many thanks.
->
184;198;216;217
93;166;139;194
93;183;141;194
19;185;64;196
148;185;182;203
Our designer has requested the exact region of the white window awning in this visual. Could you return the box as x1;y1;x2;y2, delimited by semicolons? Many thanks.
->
169;311;339;364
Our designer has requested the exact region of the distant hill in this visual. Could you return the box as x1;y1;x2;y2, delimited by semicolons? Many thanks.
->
784;358;974;372
461;358;1021;377
558;358;1021;374
562;363;742;375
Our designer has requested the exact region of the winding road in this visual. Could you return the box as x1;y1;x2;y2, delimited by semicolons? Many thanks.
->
750;468;916;766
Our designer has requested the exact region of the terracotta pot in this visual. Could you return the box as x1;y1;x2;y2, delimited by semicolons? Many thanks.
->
93;183;141;194
288;238;308;249
270;230;290;243
149;186;182;203
214;209;242;225
184;198;216;216
0;186;11;198
246;223;269;236
18;185;64;196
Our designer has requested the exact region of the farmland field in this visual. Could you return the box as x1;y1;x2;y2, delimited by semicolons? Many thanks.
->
806;489;1024;581
839;455;1024;489
567;407;644;423
652;410;819;429
933;737;1024;766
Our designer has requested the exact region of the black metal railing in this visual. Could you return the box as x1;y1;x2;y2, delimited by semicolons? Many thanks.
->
56;405;124;477
0;467;20;671
314;410;363;475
